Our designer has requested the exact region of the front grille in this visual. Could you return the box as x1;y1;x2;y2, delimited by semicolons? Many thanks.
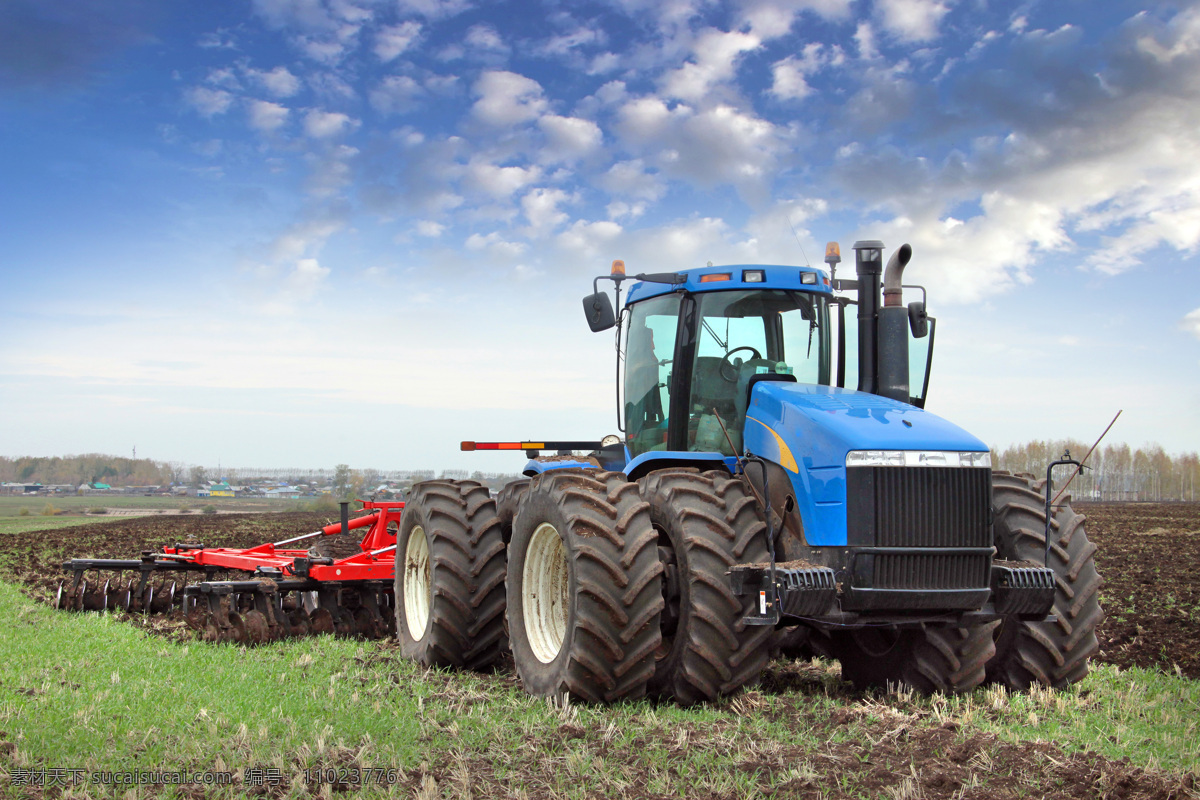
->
873;552;991;590
847;466;992;548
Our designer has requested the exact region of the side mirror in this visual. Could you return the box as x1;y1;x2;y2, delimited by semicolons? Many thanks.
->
583;291;616;332
908;301;929;338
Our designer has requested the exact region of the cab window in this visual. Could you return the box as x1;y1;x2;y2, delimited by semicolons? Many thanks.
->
624;293;680;456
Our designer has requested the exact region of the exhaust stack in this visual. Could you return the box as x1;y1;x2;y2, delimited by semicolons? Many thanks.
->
877;244;912;404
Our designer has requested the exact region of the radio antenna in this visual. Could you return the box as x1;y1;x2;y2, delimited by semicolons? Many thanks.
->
788;216;811;266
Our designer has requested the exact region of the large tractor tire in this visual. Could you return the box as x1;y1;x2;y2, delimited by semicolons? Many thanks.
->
507;470;663;703
495;479;530;544
986;471;1103;689
394;480;507;671
831;622;998;694
638;469;773;705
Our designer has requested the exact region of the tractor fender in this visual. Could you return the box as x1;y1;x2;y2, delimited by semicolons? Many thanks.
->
623;451;735;482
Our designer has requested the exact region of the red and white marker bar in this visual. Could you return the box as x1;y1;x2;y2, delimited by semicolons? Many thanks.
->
461;441;608;452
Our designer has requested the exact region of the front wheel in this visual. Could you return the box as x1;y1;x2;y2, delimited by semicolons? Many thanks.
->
832;623;998;694
506;470;663;703
638;469;773;705
986;471;1103;689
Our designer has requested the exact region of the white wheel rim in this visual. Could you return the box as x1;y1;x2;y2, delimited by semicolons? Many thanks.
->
403;525;431;637
523;522;569;664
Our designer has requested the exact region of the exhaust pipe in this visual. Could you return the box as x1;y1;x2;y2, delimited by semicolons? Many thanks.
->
877;244;912;404
882;244;911;308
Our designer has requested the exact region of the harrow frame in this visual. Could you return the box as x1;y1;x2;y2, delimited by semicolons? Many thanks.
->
57;500;404;643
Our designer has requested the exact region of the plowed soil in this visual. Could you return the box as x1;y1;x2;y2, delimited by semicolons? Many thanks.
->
2;503;1195;679
1081;502;1200;679
1;504;1197;799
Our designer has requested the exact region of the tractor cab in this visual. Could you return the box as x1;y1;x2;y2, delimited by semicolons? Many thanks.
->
621;271;833;458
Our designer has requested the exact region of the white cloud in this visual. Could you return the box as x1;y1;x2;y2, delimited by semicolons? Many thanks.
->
464;23;509;55
556;219;624;260
305;144;358;196
616;95;685;142
465;231;527;259
854;21;878;59
875;0;953;43
415;220;445;237
606;201;646;220
537;115;602;163
588;52;622;75
598;159;666;201
375;21;421;61
251;0;368;64
769;43;827;101
395;0;471;19
186;86;234;117
471;70;546;126
862;192;1065;304
247;99;290;131
205;67;241;90
308;70;356;100
282;257;330;300
521;188;573;236
266;214;345;263
737;0;854;38
464;160;542;198
659;29;761;102
369;75;424;113
246;65;302;97
303;109;358;137
1182;308;1200;340
538;27;604;56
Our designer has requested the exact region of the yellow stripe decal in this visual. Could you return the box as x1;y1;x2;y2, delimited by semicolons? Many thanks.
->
746;417;799;473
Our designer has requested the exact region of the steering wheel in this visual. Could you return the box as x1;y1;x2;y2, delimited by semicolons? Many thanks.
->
719;346;762;382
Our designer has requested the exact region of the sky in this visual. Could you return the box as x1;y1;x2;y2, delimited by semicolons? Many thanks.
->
1;0;1198;474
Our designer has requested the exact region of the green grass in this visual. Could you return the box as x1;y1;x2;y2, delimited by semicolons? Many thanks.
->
1;580;1196;798
0;496;308;518
892;665;1200;775
0;517;119;535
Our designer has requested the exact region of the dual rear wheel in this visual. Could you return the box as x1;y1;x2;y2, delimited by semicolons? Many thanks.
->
394;469;776;704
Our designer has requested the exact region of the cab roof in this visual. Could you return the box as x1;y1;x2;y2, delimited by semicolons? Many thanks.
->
623;265;833;306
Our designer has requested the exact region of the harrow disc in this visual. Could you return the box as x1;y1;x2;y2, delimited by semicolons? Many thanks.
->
287;608;311;637
353;606;386;639
242;610;272;644
55;581;66;610
333;608;357;637
309;608;335;636
225;611;248;644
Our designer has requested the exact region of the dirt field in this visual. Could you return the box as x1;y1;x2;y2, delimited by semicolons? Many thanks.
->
1;503;1197;799
1;502;1197;677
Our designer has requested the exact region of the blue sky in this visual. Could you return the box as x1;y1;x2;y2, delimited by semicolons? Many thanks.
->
1;0;1198;473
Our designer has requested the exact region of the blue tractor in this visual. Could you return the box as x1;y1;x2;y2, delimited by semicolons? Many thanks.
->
394;241;1103;705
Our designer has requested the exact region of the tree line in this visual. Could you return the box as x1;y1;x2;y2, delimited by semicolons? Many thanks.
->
0;455;180;487
992;440;1200;502
6;445;1198;502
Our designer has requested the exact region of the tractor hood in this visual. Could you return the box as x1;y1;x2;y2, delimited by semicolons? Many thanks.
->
743;382;989;546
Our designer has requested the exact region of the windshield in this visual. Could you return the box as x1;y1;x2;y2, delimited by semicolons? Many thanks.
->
623;288;831;457
689;289;831;455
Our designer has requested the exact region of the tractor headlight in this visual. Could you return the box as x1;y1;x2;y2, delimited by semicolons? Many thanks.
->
845;450;992;468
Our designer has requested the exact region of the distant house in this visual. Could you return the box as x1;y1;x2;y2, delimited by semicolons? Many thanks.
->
265;487;301;500
0;483;42;496
208;482;235;498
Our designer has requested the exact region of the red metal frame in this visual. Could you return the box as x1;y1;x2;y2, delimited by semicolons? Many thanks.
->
161;500;404;582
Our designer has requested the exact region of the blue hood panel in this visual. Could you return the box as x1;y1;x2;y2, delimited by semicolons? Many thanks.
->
743;383;988;546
